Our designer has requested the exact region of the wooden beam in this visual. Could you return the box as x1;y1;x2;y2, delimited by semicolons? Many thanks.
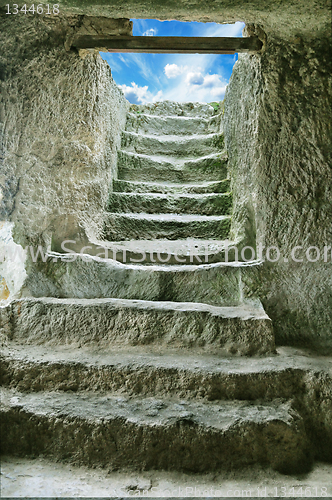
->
72;36;262;54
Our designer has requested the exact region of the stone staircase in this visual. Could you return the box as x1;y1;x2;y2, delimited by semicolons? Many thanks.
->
106;101;231;254
1;101;331;475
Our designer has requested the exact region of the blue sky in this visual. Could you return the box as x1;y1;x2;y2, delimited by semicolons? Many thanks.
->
100;19;245;104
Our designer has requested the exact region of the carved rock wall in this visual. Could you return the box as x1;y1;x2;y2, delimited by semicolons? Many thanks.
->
224;31;332;351
1;3;331;351
0;14;129;249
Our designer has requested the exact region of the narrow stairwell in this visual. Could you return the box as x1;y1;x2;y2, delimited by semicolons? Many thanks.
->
1;101;330;477
96;101;274;354
107;101;231;255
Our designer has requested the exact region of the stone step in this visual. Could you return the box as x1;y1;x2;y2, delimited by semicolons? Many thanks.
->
88;239;240;265
117;150;227;183
107;192;232;216
4;344;331;400
130;101;218;118
20;256;258;306
125;112;221;136
104;213;231;241
113;179;231;194
0;387;310;473
0;298;274;356
121;131;223;157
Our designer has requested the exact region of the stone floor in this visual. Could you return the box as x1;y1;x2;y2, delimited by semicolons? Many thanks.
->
1;455;332;498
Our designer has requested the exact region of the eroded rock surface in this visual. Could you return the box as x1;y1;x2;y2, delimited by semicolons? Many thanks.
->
224;29;332;352
0;13;129;250
1;0;331;480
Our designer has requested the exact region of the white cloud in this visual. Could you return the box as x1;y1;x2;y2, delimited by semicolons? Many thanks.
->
119;83;148;104
117;56;229;104
152;90;163;102
162;65;228;103
143;28;157;36
185;72;204;86
105;20;244;105
183;68;227;95
164;54;220;81
201;74;223;88
119;82;163;104
164;63;187;79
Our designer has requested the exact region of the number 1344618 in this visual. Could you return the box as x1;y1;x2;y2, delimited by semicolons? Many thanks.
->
6;4;60;14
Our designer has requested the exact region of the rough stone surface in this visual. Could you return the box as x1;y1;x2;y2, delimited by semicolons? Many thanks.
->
130;102;217;118
1;343;331;463
117;150;228;183
4;0;325;39
0;387;311;473
79;238;240;265
125;112;221;136
113;179;231;194
18;100;239;306
1;344;330;400
21;254;269;307
104;213;231;241
224;31;332;352
0;297;274;355
1;0;332;356
121;131;223;157
107;192;232;216
0;13;128;251
1;0;331;478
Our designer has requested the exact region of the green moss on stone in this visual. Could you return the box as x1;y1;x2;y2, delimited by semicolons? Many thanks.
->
208;102;220;112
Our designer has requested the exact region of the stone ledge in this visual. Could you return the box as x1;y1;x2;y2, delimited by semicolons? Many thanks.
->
0;297;274;356
0;387;310;473
2;343;331;398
